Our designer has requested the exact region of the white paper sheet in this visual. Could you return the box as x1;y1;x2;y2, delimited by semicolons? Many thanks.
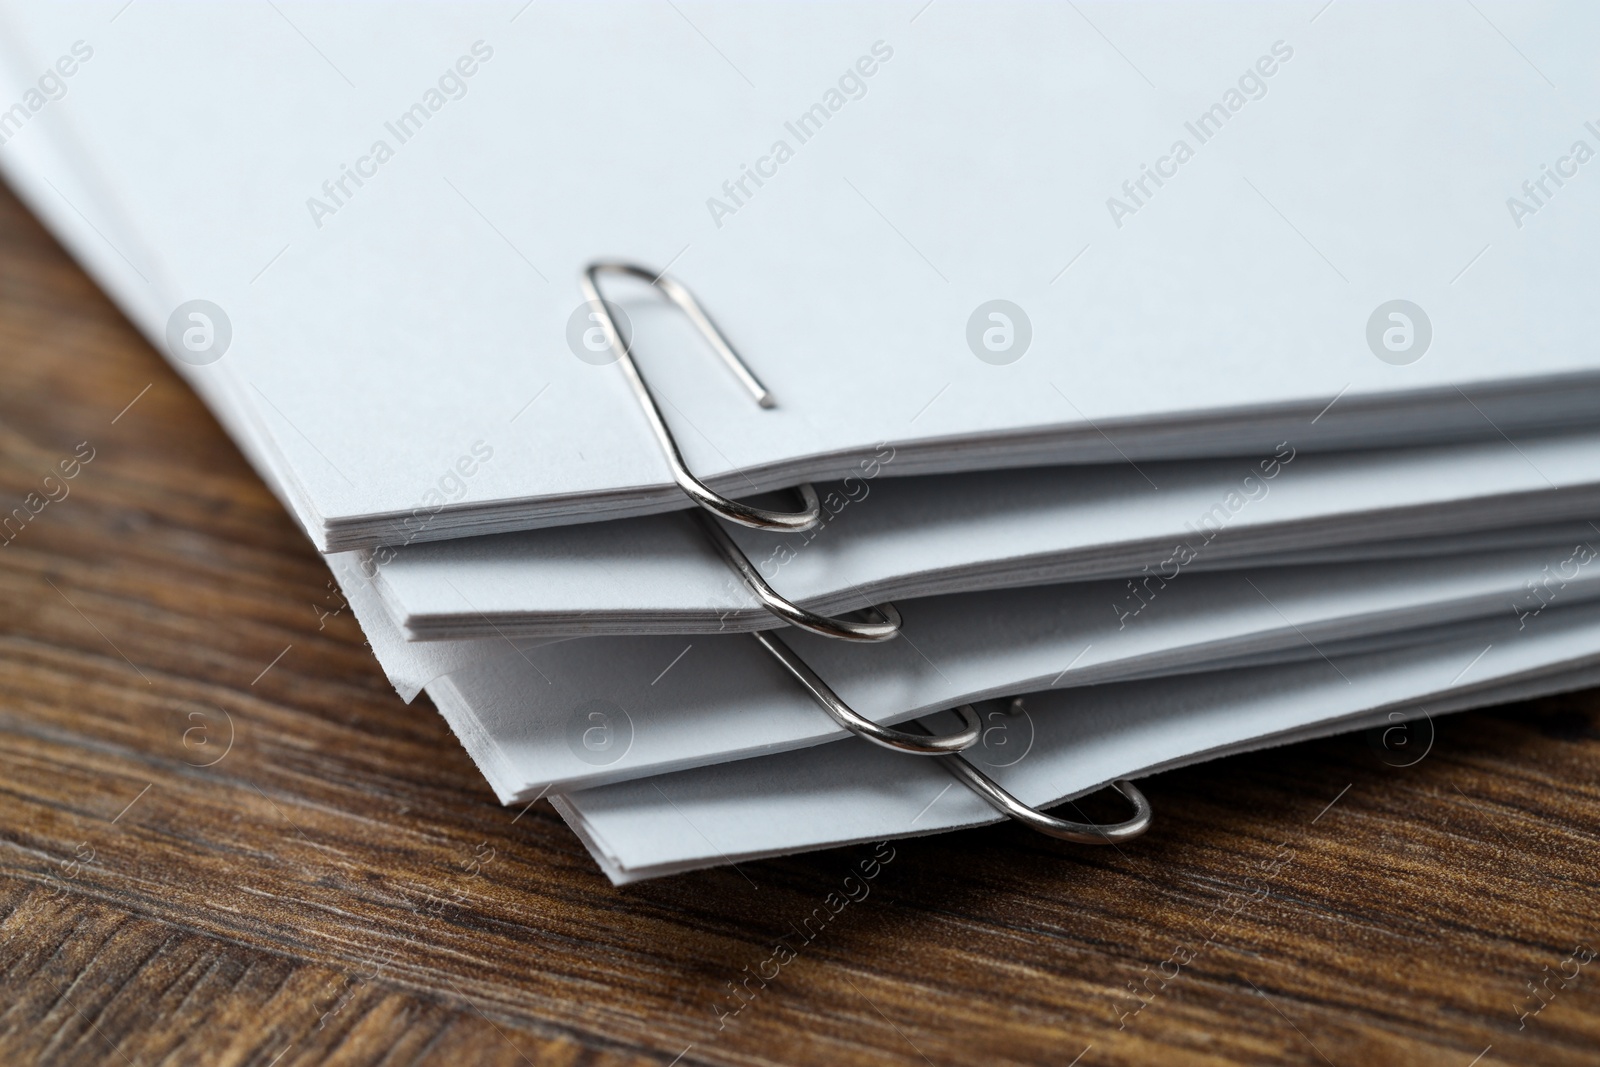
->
10;1;1600;890
370;437;1600;638
16;69;1600;657
357;543;1600;800
6;2;1600;549
333;523;1600;697
555;600;1600;881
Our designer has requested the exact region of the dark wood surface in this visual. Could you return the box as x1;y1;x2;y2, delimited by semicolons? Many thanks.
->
3;181;1599;1067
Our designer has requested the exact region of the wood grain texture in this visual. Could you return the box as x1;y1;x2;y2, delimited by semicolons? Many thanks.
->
2;181;1599;1067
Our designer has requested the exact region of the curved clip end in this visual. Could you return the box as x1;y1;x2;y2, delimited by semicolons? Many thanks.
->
696;509;902;641
754;631;973;754
580;261;816;531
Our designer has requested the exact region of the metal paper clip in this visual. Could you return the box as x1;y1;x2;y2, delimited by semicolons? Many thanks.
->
582;261;900;642
903;714;1152;844
753;629;979;753
757;639;1150;838
581;262;817;531
580;262;1152;846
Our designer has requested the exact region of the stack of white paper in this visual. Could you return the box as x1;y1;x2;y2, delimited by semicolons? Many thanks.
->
6;1;1598;882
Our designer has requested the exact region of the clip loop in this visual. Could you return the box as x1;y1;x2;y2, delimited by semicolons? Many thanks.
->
699;513;902;642
578;263;1150;850
753;630;978;753
583;261;900;641
581;262;821;532
902;717;1152;844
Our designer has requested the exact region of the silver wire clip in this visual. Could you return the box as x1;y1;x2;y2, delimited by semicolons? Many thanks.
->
581;261;1152;846
582;261;901;642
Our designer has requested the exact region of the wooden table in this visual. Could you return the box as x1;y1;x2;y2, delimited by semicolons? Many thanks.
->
3;183;1598;1067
